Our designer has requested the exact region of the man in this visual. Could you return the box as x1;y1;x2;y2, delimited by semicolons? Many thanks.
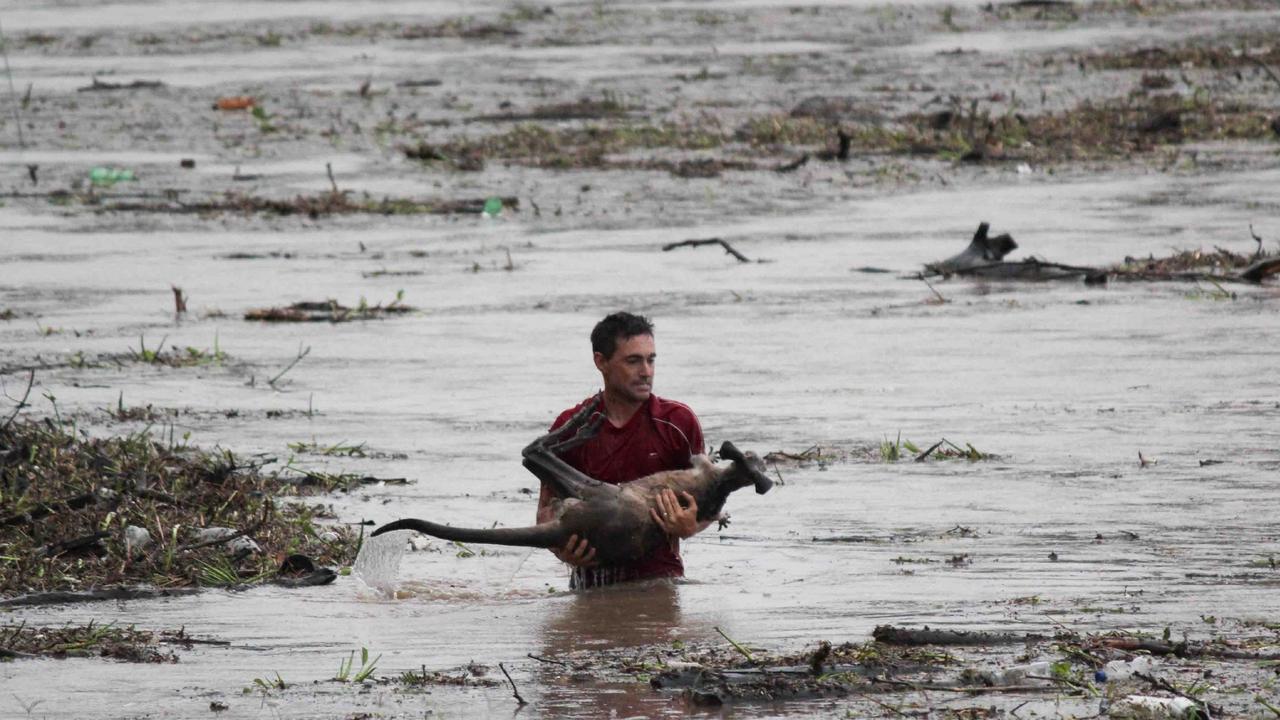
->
536;312;707;588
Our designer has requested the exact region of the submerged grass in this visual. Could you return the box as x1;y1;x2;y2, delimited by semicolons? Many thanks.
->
0;621;191;662
0;417;358;598
399;88;1277;176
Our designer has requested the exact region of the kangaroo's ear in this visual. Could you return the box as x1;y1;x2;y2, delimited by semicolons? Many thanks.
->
718;441;745;465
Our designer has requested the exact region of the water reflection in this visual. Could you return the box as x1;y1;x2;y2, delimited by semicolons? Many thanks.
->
543;580;684;651
534;581;690;718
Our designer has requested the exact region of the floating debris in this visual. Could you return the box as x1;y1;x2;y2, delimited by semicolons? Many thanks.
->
0;417;357;601
244;299;416;323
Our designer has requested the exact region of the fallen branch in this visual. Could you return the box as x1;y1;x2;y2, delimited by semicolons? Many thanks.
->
43;531;110;558
774;154;810;173
77;78;164;92
1134;672;1215;718
0;587;202;608
662;237;752;263
526;653;568;666
1239;256;1280;283
498;662;527;706
0;490;107;528
871;676;1064;694
1091;636;1280;660
873;625;1048;646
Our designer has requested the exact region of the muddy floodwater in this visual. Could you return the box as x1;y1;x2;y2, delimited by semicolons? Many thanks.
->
2;0;1279;718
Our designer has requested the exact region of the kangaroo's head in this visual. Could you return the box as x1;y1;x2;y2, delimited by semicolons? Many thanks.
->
716;441;773;495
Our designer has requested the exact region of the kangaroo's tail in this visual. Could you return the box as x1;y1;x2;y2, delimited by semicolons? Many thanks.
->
371;518;567;549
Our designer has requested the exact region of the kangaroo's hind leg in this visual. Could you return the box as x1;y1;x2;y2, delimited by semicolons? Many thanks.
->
522;395;610;500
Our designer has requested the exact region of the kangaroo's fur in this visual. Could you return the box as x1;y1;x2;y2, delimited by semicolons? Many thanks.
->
371;396;773;567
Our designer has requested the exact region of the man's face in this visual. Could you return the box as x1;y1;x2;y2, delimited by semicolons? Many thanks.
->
594;333;655;404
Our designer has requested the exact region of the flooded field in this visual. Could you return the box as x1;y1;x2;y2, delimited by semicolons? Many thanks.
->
1;0;1278;718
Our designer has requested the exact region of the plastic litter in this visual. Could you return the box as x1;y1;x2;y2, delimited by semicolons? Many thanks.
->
974;661;1052;686
124;525;151;557
1108;694;1199;719
482;197;503;217
88;166;136;186
1097;656;1156;682
214;95;256;111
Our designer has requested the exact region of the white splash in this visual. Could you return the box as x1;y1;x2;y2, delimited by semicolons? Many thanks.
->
353;530;409;597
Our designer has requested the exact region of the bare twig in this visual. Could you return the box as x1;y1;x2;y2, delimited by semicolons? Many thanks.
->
1245;54;1280;91
1;369;35;433
326;162;339;194
171;285;187;315
268;344;312;388
921;276;947;303
526;653;568;666
1134;671;1214;718
662;238;752;263
914;439;946;462
498;662;527;706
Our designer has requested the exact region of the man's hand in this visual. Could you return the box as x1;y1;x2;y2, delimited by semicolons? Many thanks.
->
551;533;597;567
651;488;698;539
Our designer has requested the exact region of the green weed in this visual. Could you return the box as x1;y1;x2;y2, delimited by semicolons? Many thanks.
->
335;647;381;682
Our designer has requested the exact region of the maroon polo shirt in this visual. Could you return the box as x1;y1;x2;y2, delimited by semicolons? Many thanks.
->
548;393;704;586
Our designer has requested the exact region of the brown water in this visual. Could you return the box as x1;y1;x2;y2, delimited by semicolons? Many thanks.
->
2;0;1279;717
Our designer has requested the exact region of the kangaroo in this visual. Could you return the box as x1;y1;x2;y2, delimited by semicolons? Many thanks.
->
371;396;774;567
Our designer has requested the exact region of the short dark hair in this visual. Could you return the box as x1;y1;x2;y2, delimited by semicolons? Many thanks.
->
591;312;654;358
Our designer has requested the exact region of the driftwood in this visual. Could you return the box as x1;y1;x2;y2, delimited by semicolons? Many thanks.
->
42;531;110;558
925;222;1018;275
244;300;415;323
1240;256;1280;283
663;237;752;263
873;625;1048;646
0;491;110;528
1090;636;1280;661
0;587;201;608
925;222;1279;285
773;154;810;173
77;78;165;92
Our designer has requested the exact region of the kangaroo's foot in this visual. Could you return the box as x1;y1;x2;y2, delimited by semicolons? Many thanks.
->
522;392;604;459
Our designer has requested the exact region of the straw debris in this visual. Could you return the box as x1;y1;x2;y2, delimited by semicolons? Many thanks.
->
0;417;358;600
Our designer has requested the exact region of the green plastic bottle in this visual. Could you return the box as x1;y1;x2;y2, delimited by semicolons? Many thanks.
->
89;167;137;186
482;197;503;217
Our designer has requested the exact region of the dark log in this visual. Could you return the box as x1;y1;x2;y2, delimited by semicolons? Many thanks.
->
0;587;201;608
43;531;110;558
873;625;1047;646
1239;256;1280;283
926;222;1018;275
77;78;165;92
774;154;810;173
0;491;101;527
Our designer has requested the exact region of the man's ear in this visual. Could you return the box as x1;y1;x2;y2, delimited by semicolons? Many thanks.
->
593;351;607;372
